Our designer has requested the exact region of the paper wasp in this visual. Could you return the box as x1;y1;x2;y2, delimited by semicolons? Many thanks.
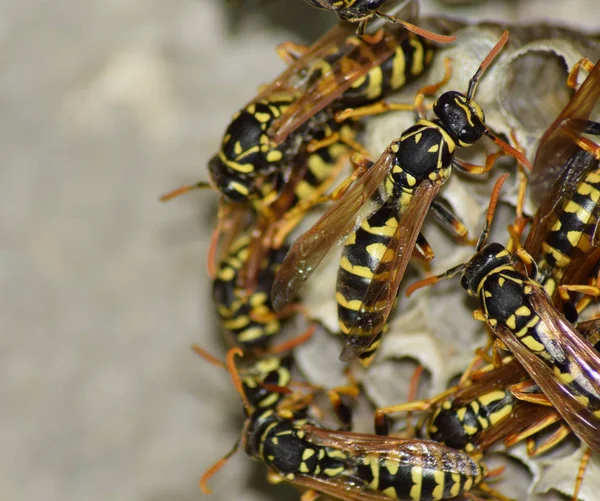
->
200;348;512;501
302;0;457;38
272;31;531;366
406;173;600;456
163;1;442;205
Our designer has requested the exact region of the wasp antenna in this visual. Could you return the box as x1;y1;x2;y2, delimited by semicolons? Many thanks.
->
226;347;252;412
192;344;227;369
467;31;508;101
375;11;457;44
484;130;532;171
160;181;212;201
199;439;242;494
477;173;509;251
406;262;466;297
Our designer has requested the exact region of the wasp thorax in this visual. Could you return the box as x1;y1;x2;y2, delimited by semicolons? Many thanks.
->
434;91;486;147
460;242;512;296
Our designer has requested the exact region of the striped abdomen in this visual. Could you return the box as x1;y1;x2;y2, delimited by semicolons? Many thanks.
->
339;33;434;109
538;168;600;296
336;198;405;365
354;444;483;501
480;268;600;416
427;390;516;453
213;234;288;349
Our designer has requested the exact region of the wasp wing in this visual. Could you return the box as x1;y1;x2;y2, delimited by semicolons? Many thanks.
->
267;3;420;146
290;473;406;501
271;149;396;312
339;180;440;361
530;60;600;206
492;288;600;454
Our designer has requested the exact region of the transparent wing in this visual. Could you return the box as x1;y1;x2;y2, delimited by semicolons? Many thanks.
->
494;288;600;454
271;149;396;312
267;2;419;145
529;60;600;206
339;180;440;361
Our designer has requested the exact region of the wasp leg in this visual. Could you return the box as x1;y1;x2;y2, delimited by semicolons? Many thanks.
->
328;383;359;431
571;447;592;501
415;232;435;262
475;481;516;501
275;41;310;64
528;422;572;456
374;385;457;436
510;383;553;406
306;131;370;158
413;57;453;120
567;57;595;89
335;101;415;122
300;488;321;501
453;149;505;175
503;409;562;448
430;197;471;243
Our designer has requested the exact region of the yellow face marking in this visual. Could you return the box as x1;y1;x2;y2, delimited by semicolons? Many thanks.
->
229;180;250;195
409;466;423;501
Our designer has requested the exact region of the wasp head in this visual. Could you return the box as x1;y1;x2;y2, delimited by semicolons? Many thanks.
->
460;242;512;296
434;91;486;147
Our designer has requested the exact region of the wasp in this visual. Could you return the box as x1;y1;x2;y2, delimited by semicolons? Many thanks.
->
163;2;442;205
406;173;600;456
272;31;531;367
200;348;510;501
302;0;457;39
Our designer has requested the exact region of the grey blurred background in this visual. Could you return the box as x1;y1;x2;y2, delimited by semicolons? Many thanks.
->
2;1;598;501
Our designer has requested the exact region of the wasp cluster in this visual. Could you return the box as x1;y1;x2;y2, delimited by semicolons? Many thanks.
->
167;2;600;500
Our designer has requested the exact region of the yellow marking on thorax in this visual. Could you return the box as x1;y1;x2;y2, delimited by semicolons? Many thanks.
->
505;314;516;330
237;327;267;343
